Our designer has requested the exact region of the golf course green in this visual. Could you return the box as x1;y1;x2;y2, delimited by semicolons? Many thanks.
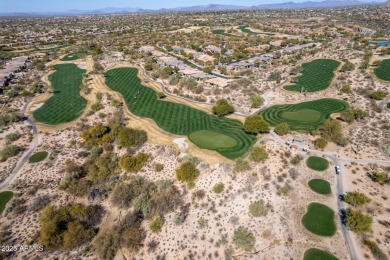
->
211;29;235;37
304;248;338;260
105;68;256;159
374;59;390;82
33;63;87;125
61;52;88;61
306;156;329;171
260;98;348;131
284;59;340;92
0;191;13;215
308;179;332;195
302;202;336;236
237;26;275;36
29;151;49;163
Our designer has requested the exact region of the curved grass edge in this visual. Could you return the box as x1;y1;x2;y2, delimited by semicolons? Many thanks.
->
304;248;338;260
29;151;49;163
0;191;14;215
306;156;329;171
301;202;337;237
308;179;332;195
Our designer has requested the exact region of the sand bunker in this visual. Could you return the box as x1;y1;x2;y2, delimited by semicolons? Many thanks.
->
173;138;188;149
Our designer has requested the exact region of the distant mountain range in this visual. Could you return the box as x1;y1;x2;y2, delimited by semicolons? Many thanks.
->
0;0;387;17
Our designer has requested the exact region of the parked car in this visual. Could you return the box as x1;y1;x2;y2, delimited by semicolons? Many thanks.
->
302;148;308;152
335;166;341;175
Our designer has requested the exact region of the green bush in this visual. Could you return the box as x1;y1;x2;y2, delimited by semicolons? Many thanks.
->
313;137;328;149
340;85;352;94
87;153;120;184
362;239;388;260
274;123;290;135
38;203;103;251
369;172;389;185
149;216;164;233
176;162;200;184
243;115;269;134
91;102;104;111
92;228;120;260
233;226;256;252
290;154;304;165
250;146;268;162
250;95;264;108
118;127;148;148
5;131;21;143
212;99;235;117
119;153;149;173
234;159;251;173
346;209;372;233
369;90;388;100
153;163;164;172
0;145;20;160
249;200;267;217
344;191;371;206
213;182;225;194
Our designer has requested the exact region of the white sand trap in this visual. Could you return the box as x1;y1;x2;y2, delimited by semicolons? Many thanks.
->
173;138;188;149
29;103;44;112
76;62;87;69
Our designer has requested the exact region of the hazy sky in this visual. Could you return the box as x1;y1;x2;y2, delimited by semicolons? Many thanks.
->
0;0;341;12
0;0;383;12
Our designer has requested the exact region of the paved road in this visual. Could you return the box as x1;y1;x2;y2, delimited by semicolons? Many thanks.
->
0;98;38;191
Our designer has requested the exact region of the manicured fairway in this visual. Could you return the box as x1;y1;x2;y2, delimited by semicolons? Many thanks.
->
33;64;87;125
189;130;238;150
29;151;49;163
260;98;348;131
237;26;275;36
302;202;336;236
308;179;331;195
304;248;338;260
387;103;390;109
105;68;256;159
211;29;236;37
284;59;340;92
0;191;13;215
306;156;329;171
374;59;390;82
61;52;88;61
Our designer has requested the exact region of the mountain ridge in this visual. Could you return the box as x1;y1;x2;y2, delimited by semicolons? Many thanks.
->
0;0;387;16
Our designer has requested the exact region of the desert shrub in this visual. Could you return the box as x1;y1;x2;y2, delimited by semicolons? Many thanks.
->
176;162;200;184
119;153;149;173
340;85;352;93
243;115;269;134
234;159;251;173
80;123;110;147
249;200;267;217
149;216;164;233
250;95;264;108
213;182;225;194
233;226;256;252
313;137;328;149
153;163;164;172
212;99;235;117
5;131;21;144
344;191;371;206
111;183;137;208
87;153;120;184
288;168;300;180
369;172;389;185
91;102;104;111
290;154;304;165
92;228;121;260
38;203;104;251
250;146;268;162
346;209;372;233
362;239;388;260
0;144;20;160
197;217;208;229
321;119;346;146
174;212;186;225
274;123;290;135
369;90;388;100
118;127;147;148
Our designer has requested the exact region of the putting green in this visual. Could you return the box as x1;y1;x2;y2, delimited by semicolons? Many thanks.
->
29;151;49;163
33;63;87;125
308;179;331;195
306;156;329;171
281;109;321;122
105;68;256;159
374;59;390;81
302;202;336;236
260;98;348;132
0;191;13;215
284;59;340;92
304;248;338;260
189;130;238;149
